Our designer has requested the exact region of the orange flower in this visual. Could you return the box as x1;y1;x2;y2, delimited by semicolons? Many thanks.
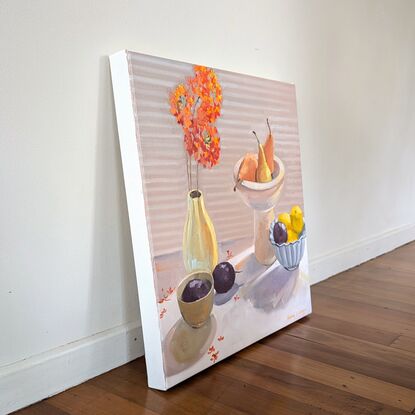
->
169;65;222;168
190;66;222;125
190;123;220;168
169;83;193;129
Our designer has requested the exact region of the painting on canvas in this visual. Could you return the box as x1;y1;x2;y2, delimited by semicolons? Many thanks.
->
110;50;312;390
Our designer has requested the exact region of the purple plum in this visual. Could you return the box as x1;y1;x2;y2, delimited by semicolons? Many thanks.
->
273;221;288;244
213;262;236;293
181;278;212;303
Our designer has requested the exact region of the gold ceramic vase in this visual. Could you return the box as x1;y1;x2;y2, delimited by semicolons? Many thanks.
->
183;190;218;273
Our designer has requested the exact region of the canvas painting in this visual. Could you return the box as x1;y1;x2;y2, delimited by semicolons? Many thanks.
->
110;50;312;390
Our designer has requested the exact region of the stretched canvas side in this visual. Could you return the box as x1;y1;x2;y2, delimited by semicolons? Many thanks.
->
109;51;166;390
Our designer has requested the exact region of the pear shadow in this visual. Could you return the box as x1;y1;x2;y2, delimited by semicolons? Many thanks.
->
164;315;217;377
243;266;300;313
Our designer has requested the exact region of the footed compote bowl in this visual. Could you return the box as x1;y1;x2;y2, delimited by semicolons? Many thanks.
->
233;156;285;265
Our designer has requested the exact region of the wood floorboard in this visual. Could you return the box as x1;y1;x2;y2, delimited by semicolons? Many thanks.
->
340;267;415;289
296;314;400;346
313;283;415;314
239;343;415;411
321;274;415;304
262;332;415;389
14;402;70;415
13;241;415;414
391;335;415;354
311;294;415;338
217;357;408;415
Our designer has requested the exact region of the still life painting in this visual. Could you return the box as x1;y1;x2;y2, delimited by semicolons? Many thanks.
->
110;50;312;390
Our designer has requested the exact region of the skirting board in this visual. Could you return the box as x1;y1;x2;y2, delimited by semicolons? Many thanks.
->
0;321;144;415
309;223;415;285
1;223;414;414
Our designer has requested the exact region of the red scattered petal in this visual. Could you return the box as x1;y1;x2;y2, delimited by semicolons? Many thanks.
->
217;336;224;341
158;287;175;304
210;351;219;363
159;308;167;319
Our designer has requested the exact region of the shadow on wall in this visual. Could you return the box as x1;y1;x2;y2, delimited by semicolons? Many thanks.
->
88;55;141;356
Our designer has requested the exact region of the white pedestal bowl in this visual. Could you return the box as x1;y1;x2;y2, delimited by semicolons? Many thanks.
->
233;156;285;265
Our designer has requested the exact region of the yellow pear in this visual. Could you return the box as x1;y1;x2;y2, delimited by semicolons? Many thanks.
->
252;131;272;183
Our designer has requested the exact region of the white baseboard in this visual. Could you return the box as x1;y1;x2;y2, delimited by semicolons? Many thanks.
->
0;321;144;415
309;223;415;285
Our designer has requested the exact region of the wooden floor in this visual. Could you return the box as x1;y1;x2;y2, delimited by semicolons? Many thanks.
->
16;242;415;414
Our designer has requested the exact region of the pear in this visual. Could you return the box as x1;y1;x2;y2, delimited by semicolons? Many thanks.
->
238;153;257;182
252;131;272;183
263;118;275;173
234;153;258;191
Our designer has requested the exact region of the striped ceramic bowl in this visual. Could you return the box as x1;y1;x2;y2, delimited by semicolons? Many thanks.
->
269;221;306;271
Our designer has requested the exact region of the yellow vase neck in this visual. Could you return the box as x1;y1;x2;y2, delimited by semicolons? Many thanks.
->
188;190;205;208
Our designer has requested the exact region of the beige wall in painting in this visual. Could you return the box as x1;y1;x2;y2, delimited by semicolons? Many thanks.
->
1;0;414;409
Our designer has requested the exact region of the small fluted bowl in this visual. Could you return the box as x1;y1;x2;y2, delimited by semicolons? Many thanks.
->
269;221;306;271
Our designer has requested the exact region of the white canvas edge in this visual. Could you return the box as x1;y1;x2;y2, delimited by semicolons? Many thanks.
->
109;50;166;390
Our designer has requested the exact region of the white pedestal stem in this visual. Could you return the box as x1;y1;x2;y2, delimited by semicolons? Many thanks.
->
254;209;276;266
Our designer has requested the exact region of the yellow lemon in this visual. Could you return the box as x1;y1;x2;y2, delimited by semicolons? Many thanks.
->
287;229;299;243
278;212;291;229
290;205;304;234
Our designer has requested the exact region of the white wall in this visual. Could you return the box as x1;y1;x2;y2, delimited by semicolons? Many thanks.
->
1;0;414;412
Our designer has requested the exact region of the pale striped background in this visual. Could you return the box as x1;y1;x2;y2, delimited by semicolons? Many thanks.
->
127;52;304;257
